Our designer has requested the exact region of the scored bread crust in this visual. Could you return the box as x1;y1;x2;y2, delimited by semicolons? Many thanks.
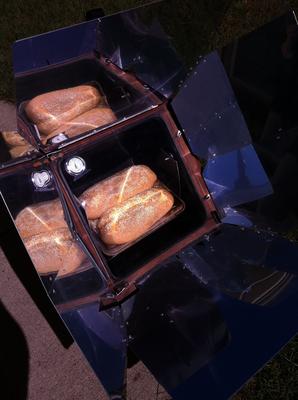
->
80;165;157;220
46;106;116;140
25;85;102;135
9;144;36;159
24;228;86;275
98;187;174;245
2;131;27;147
15;199;67;239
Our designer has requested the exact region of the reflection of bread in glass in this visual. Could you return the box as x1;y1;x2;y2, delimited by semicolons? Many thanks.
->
9;144;36;159
80;165;157;220
2;130;27;147
24;228;86;275
15;199;67;239
25;85;102;135
45;106;116;140
98;187;174;245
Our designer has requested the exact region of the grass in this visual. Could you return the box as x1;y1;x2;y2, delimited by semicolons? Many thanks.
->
235;336;298;400
1;0;298;101
0;0;297;398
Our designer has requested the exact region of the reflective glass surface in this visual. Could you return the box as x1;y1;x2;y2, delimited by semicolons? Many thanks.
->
124;224;298;399
171;51;252;159
203;144;273;208
0;130;40;168
0;161;105;309
219;11;298;235
62;304;127;398
58;115;208;279
98;3;186;98
13;20;160;152
13;20;99;74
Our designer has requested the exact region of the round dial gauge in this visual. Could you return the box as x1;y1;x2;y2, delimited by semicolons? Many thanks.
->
65;157;86;176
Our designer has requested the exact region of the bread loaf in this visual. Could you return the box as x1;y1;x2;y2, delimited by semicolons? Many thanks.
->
24;228;86;275
46;106;116;140
2;130;27;147
16;199;67;239
98;187;174;245
25;85;102;135
80;165;157;220
9;144;36;159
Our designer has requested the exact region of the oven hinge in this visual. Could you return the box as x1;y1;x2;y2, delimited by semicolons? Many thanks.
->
98;281;138;311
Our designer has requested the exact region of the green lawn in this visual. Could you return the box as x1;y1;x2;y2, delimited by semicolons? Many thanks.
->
0;0;297;398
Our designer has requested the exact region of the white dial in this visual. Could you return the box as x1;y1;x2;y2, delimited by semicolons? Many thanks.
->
32;170;52;188
65;157;86;176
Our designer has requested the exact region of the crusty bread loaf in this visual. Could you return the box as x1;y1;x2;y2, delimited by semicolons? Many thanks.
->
16;199;67;239
25;85;102;135
2;130;27;147
24;228;86;275
80;165;157;220
98;187;174;245
9;144;36;159
46;106;116;140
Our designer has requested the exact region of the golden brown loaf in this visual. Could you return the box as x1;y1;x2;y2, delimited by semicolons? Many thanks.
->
2;130;27;147
98;187;174;245
25;85;102;135
46;106;116;140
15;199;67;239
24;228;86;275
9;144;36;159
80;165;157;220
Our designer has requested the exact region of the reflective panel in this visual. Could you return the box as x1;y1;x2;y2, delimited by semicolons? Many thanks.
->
220;11;298;233
170;287;298;400
125;259;230;391
13;20;99;74
0;130;40;168
203;144;273;208
98;3;186;98
221;206;254;228
171;51;252;159
127;224;298;399
185;224;298;302
98;0;258;99
62;304;127;398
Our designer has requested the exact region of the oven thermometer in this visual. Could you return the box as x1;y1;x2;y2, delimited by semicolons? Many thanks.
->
31;170;52;189
65;157;86;176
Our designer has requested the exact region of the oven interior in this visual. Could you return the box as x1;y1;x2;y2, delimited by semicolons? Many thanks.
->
0;167;105;305
61;116;207;278
15;52;157;143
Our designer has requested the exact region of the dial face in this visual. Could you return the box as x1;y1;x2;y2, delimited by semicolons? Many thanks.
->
65;157;86;176
31;170;52;188
50;133;68;144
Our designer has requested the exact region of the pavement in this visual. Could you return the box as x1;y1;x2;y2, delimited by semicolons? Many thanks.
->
0;101;171;400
